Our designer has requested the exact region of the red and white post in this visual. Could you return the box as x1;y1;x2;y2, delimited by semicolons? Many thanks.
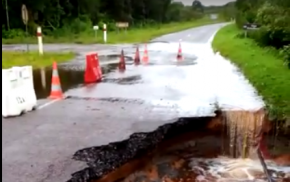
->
103;24;107;43
37;26;43;55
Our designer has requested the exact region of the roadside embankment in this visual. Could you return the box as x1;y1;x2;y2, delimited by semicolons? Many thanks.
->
212;24;290;120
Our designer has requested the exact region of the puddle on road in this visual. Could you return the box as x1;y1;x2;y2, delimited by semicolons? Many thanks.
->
32;42;199;99
33;68;83;99
32;51;197;99
102;75;143;85
99;51;197;66
33;62;118;99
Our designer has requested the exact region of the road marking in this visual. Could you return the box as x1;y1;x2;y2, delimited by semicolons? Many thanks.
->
207;30;218;44
37;99;61;110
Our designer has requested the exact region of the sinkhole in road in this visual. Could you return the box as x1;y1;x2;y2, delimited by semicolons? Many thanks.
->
67;110;290;182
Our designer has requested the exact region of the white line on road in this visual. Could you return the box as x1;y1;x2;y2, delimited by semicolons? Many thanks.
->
37;99;61;110
207;30;218;44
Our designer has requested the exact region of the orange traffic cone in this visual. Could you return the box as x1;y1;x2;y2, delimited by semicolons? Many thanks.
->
177;42;183;61
49;62;64;99
134;46;140;65
118;50;126;72
142;43;149;64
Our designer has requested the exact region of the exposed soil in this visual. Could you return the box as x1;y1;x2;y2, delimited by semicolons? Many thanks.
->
95;132;289;182
67;112;290;182
67;116;219;182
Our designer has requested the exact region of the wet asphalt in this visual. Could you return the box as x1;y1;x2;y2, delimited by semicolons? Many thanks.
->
2;23;228;182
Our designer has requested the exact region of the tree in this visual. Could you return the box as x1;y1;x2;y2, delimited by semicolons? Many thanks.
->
192;0;204;13
2;0;210;37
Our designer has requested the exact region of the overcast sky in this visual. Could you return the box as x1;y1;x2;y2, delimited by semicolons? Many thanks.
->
174;0;235;6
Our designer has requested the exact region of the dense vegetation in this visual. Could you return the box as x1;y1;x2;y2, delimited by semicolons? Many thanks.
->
235;0;290;66
2;0;227;67
2;0;226;42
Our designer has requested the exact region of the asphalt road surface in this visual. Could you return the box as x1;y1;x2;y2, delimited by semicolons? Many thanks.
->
2;23;268;182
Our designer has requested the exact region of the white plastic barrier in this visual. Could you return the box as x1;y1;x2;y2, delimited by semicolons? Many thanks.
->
2;66;37;118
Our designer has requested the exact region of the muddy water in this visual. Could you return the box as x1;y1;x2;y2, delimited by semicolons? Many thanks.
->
84;112;289;182
94;131;289;182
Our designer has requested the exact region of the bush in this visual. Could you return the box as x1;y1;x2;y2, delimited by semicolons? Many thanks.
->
255;2;290;48
2;28;26;39
246;28;271;46
280;45;290;68
247;29;290;68
48;15;93;37
235;0;290;49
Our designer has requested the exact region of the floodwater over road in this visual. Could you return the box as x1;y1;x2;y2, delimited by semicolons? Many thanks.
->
59;42;265;113
62;42;289;182
32;42;199;100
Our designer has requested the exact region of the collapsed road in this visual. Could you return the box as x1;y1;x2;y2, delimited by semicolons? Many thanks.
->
2;23;290;182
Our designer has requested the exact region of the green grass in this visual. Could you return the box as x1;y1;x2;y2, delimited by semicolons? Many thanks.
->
2;51;75;69
212;24;290;119
2;18;224;44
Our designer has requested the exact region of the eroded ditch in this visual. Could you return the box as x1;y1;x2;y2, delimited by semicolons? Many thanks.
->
67;110;290;182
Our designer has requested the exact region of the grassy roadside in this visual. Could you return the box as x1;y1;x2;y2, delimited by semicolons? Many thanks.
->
212;24;290;119
2;51;75;69
2;18;224;44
